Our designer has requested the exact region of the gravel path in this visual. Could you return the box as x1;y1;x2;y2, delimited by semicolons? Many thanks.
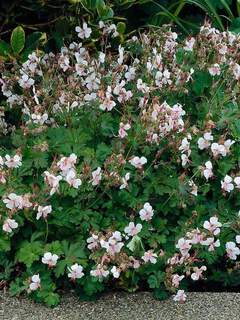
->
0;291;239;320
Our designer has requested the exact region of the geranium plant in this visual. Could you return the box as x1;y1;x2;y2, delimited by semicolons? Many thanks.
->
0;21;240;306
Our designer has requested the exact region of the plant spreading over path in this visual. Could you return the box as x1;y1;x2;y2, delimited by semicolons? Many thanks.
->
0;22;240;306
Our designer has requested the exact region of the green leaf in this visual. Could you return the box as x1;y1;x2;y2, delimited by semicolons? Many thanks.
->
16;241;43;267
0;40;11;58
0;236;10;251
11;26;25;54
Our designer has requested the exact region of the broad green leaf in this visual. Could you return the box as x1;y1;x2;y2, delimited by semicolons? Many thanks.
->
11;26;25;54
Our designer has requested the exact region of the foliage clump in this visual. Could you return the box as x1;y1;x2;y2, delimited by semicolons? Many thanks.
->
1;21;240;306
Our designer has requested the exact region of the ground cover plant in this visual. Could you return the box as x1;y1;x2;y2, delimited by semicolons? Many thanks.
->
0;21;240;306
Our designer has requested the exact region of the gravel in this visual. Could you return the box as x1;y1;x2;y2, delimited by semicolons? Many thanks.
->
0;291;240;320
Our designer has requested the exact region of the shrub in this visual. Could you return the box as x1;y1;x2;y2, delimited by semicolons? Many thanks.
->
0;21;240;306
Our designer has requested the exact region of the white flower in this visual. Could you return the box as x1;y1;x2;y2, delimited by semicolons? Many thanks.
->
176;238;192;256
124;222;142;237
221;175;234;193
208;64;221;76
118;122;131;138
5;154;22;168
18;73;34;89
189;180;198;196
65;169;82;189
201;237;220;251
173;290;186;302
129;156;147;169
3;193;24;210
44;171;62;195
234;176;240;189
91;167;102;186
57;153;77;174
117;45;124;65
2;218;18;233
184;37;195;51
68;264;84;280
197;132;213;150
236;235;240;244
111;266;120;278
99;52;105;63
36;205;52;220
87;234;99;250
120;172;130;190
42;252;59;267
142;250;157;264
226;241;240;260
191;266;207;281
139;202;154;221
75;23;92;39
203;161;213;180
203;216;222;235
29;274;41;291
172;274;185;288
90;265;109;278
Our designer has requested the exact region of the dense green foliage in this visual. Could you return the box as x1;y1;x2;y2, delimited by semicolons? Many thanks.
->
0;21;240;305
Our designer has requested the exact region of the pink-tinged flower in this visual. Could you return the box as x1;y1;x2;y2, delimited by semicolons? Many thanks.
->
29;274;41;291
139;202;154;221
100;238;124;255
87;234;99;250
203;161;213;180
208;64;221;76
137;79;149;93
226;242;240;260
142;250;157;264
203;216;222;235
36;205;52;220
2;218;18;233
5;154;22;168
234;176;240;189
99;87;116;111
197;132;213;150
191;266;207;281
90;265;109;278
232;63;240;80
184;37;195;51
44;171;62;195
68;264;84;280
173;290;186;302
129;156;147;169
120;172;130;190
124;222;142;237
75;23;92;39
201;237;220;251
130;257;141;269
0;171;6;184
91;167;102;186
176;238;192;256
57;153;77;174
111;266;120;278
221;175;234;193
3;193;24;210
118;122;131;138
172;274;185;288
65;169;82;189
42;252;59;267
179;137;191;154
186;228;204;244
18;73;34;89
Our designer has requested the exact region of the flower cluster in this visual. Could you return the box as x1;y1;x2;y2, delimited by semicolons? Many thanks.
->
0;22;240;306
